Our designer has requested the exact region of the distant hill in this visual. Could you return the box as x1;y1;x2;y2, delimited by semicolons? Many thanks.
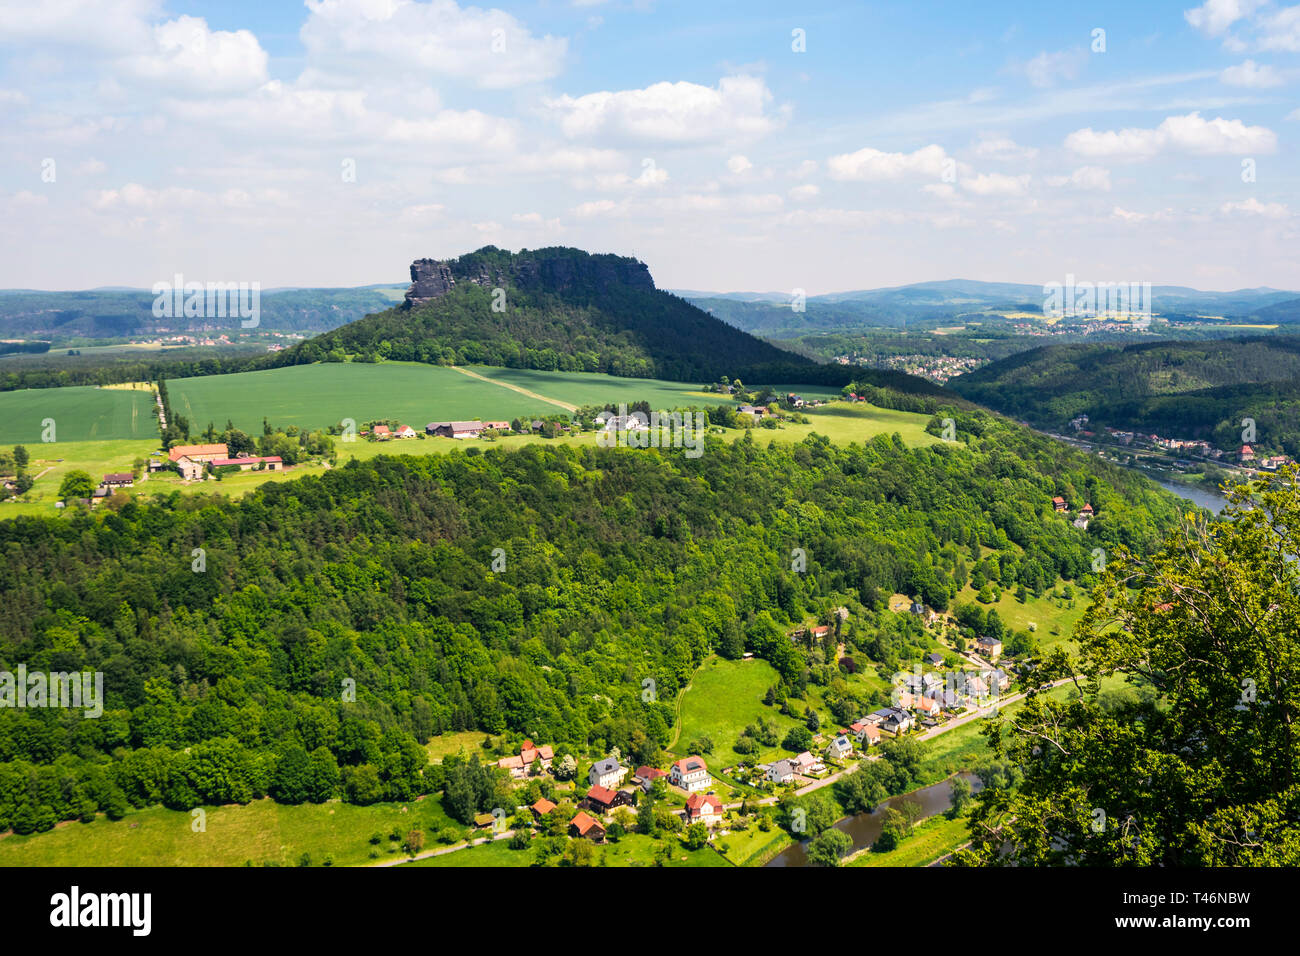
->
274;246;839;385
680;279;1300;338
948;336;1300;455
0;287;396;339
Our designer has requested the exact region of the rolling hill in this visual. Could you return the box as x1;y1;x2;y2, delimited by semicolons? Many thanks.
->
948;336;1300;455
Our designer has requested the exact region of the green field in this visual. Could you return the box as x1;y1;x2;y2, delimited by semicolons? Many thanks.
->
168;363;552;435
848;813;969;867
671;657;808;770
0;796;459;867
0;385;154;443
167;362;848;437
0;438;160;518
401;832;728;868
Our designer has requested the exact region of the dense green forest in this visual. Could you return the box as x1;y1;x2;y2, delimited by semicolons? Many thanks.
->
0;411;1182;833
959;467;1300;865
950;336;1300;455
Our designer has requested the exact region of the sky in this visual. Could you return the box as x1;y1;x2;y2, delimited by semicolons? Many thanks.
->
0;0;1297;294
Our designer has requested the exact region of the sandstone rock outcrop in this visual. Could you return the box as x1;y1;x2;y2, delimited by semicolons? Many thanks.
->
402;247;655;309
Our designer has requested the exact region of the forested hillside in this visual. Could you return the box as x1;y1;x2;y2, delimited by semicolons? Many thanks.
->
272;246;829;384
950;336;1300;454
0;413;1181;832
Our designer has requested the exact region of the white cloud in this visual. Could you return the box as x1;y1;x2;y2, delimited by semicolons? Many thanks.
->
1258;5;1300;52
1184;0;1266;37
971;132;1039;162
1112;206;1150;222
1065;111;1276;159
826;144;952;181
1045;166;1112;191
726;154;753;174
1019;48;1086;88
1221;196;1291;217
787;183;819;201
544;75;778;144
299;0;566;89
961;172;1030;196
0;0;155;53
119;16;268;93
1220;59;1284;87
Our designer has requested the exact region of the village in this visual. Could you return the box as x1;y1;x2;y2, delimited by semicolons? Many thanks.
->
425;602;1021;861
1055;414;1294;480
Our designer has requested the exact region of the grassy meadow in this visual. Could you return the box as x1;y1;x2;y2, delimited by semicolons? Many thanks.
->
0;385;154;443
0;796;459;868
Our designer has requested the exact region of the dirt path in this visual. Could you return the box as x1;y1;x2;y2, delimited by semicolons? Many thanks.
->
449;366;577;413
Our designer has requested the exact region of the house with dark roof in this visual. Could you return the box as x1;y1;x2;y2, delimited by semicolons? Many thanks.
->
825;735;853;759
588;756;627;790
766;759;796;784
581;784;633;813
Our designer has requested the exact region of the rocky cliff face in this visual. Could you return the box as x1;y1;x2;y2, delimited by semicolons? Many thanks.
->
402;247;655;309
404;259;456;309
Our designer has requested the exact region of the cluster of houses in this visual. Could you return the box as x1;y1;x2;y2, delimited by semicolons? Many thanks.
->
1092;425;1295;473
369;421;511;441
485;744;730;843
762;750;825;785
1051;496;1095;529
1238;445;1292;471
167;443;283;481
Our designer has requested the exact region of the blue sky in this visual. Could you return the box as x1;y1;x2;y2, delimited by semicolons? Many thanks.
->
1;0;1296;292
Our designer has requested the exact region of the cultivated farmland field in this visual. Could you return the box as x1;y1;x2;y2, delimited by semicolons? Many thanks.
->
0;385;154;443
166;362;851;436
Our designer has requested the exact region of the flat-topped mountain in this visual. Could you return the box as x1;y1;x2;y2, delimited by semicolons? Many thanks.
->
275;246;829;383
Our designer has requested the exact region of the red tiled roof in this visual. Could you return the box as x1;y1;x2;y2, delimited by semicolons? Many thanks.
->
531;798;556;815
635;766;666;779
585;785;618;806
685;793;722;813
571;811;603;835
672;755;707;775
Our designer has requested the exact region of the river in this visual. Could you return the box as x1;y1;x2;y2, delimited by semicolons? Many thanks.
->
1151;477;1228;515
765;772;981;867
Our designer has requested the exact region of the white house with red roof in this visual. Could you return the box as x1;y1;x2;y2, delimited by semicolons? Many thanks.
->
669;755;712;792
684;792;724;827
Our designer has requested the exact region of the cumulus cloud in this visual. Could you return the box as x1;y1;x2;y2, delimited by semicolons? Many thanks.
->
960;172;1030;196
1220;59;1285;87
726;154;752;174
971;133;1039;162
543;75;778;144
788;183;819;201
299;0;566;89
118;16;268;93
1045;166;1112;191
1065;112;1276;159
1184;0;1266;37
1221;196;1291;217
826;144;952;181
